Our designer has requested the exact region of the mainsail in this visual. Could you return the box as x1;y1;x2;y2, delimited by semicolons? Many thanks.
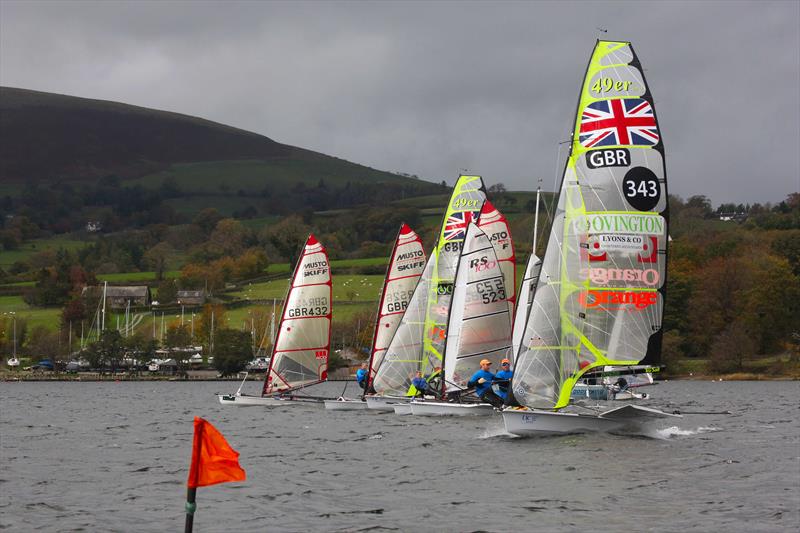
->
423;175;487;374
477;201;516;318
263;235;332;395
372;175;486;395
511;251;542;360
443;222;513;393
512;40;668;410
512;187;543;361
371;256;434;396
366;224;426;387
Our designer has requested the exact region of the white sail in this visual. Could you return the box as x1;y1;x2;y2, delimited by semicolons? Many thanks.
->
366;224;426;386
263;234;331;394
422;175;487;375
511;252;541;362
443;222;513;392
372;255;434;396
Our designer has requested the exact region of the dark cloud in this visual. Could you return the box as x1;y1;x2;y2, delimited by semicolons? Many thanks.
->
1;0;797;204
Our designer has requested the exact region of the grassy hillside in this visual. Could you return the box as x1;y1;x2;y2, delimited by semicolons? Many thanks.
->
0;87;436;196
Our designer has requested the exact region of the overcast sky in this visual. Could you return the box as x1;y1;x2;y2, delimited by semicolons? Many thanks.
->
1;0;798;205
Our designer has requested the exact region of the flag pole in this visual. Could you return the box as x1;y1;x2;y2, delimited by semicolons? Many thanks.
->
185;421;203;533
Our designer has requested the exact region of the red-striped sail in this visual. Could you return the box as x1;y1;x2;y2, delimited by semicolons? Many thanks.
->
366;224;426;389
262;234;332;395
477;201;516;317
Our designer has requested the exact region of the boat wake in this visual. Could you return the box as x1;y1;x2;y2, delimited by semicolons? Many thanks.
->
651;426;721;439
477;423;516;439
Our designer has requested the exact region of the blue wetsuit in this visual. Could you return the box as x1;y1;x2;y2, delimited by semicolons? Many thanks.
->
467;369;495;397
494;369;513;400
356;368;368;389
411;376;427;393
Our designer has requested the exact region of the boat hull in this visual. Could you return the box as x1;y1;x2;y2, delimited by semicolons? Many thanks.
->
218;394;298;406
324;398;368;410
503;405;680;436
366;395;409;411
410;400;495;417
393;403;413;415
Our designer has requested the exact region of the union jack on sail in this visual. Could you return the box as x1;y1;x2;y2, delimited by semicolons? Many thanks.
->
443;210;478;241
579;98;659;148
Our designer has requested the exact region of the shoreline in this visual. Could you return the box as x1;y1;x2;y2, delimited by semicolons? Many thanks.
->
1;372;797;382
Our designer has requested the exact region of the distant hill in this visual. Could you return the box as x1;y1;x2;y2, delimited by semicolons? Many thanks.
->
0;86;431;191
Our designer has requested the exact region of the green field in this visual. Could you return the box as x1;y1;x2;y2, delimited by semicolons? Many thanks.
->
0;237;88;269
233;274;385;302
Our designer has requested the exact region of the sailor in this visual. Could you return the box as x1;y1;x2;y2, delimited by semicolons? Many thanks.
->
355;363;369;391
410;370;428;398
467;359;504;408
494;358;513;401
426;366;442;392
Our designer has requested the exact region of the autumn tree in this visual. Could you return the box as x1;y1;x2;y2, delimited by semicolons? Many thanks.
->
212;328;253;377
143;242;173;281
261;215;310;266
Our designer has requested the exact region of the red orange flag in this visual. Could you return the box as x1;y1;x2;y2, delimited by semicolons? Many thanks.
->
187;417;246;489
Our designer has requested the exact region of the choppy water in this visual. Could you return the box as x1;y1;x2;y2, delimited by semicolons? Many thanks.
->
1;380;798;532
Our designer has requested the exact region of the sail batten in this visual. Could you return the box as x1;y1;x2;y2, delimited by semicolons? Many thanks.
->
513;40;668;410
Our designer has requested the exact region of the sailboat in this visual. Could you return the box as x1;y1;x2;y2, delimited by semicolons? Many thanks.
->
503;40;680;436
326;224;426;411
410;221;513;416
371;175;487;405
219;234;331;406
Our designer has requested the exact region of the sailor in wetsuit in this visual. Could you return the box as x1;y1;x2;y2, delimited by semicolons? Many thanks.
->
356;363;369;391
494;358;513;402
467;359;504;408
410;371;428;398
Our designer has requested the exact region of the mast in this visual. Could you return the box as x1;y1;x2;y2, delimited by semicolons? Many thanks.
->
533;183;541;255
101;281;107;332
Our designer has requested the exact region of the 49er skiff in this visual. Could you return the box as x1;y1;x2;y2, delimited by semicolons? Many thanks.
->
503;40;680;436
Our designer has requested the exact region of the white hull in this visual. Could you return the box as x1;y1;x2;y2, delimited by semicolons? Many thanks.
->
366;395;409;411
393;403;413;415
218;394;299;406
503;404;680;437
410;400;496;417
324;398;368;410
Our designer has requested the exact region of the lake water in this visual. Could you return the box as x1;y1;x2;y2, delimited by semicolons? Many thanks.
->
0;380;797;532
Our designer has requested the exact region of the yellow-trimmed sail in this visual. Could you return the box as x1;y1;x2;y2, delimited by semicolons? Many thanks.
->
512;41;667;410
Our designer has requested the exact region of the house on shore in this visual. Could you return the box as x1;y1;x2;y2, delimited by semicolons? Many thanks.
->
176;290;206;306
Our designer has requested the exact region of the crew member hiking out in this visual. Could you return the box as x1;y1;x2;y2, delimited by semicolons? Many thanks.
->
467;359;504;408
